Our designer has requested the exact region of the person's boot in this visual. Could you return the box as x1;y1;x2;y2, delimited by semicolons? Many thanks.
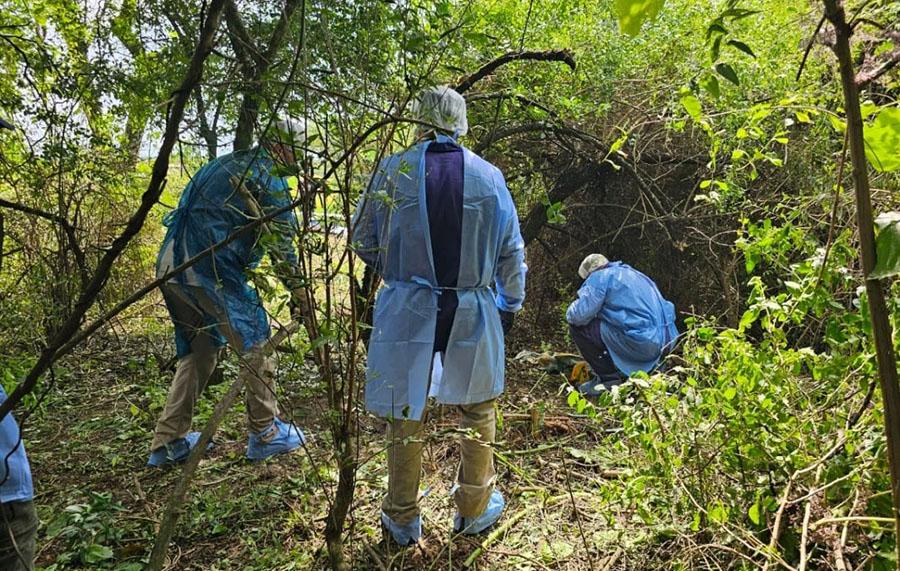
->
246;418;305;461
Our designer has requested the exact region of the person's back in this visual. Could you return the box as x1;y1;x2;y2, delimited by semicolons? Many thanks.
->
353;86;526;545
359;138;523;412
590;262;674;363
158;148;294;285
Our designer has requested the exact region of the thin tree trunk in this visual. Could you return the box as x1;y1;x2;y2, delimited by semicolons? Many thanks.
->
146;376;244;571
824;1;900;563
325;429;355;571
194;85;219;160
226;0;302;150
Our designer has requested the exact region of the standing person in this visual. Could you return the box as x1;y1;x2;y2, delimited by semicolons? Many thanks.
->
566;254;678;395
0;117;37;571
149;119;308;466
353;86;527;545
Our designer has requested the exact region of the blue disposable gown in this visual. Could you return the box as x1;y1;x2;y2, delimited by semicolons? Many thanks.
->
353;135;527;421
0;386;33;503
156;147;298;357
566;262;678;375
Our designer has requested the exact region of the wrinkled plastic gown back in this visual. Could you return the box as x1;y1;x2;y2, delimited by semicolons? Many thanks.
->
156;148;297;357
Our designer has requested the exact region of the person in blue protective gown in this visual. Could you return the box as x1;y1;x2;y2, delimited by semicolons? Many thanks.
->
566;253;678;395
352;86;527;545
148;118;308;466
0;386;37;571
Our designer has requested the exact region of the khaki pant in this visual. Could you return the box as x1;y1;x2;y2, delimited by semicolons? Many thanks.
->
382;400;496;524
151;284;279;451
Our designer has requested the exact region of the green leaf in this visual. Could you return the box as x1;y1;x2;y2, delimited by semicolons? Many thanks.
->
795;110;812;123
727;39;756;58
706;22;728;39
739;308;757;329
613;0;666;37
828;115;846;133
680;94;702;121
864;107;900;172
871;212;900;279
609;131;629;154
710;35;723;62
82;544;114;564
708;501;729;524
715;62;740;85
700;74;720;99
861;102;879;119
748;502;761;525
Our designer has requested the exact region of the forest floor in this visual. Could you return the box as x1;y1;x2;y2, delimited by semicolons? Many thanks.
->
24;319;651;570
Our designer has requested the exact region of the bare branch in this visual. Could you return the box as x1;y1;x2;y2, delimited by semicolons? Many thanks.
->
466;91;559;118
454;49;576;94
856;42;900;87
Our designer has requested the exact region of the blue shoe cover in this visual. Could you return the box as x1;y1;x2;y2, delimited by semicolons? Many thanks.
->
246;418;305;461
381;512;421;546
147;432;212;467
454;490;505;535
577;375;625;396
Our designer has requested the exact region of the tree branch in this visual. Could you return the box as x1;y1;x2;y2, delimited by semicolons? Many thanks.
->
0;197;88;287
519;160;610;246
262;0;302;65
230;0;303;150
222;0;261;73
466;91;559;118
454;49;576;94
0;197;77;232
856;40;900;87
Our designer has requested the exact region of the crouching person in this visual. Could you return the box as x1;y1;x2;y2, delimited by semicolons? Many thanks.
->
148;119;309;466
352;86;527;545
567;254;678;395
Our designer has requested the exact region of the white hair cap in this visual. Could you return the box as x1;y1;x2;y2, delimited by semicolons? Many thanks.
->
414;85;468;137
578;254;609;279
269;118;307;149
